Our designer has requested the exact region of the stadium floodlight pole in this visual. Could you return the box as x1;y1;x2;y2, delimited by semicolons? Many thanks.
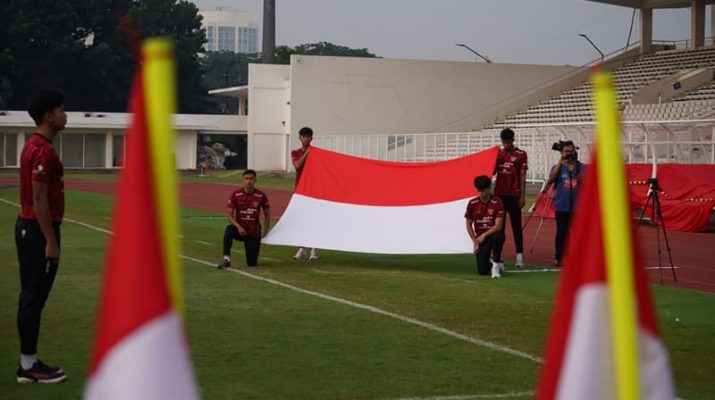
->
455;43;492;63
578;33;605;62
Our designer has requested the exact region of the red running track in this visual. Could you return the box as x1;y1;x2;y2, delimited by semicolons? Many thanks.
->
2;179;712;293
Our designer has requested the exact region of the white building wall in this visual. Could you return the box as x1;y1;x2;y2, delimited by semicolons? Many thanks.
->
175;132;197;169
288;55;578;141
0;112;243;170
247;64;291;170
243;56;579;172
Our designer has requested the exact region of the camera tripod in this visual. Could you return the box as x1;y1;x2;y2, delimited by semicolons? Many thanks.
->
523;181;553;255
637;178;677;284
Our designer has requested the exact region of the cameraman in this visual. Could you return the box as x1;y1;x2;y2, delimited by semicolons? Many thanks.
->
547;141;584;266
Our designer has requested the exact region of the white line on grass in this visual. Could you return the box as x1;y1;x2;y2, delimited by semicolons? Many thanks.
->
182;254;542;364
0;197;542;364
387;390;534;400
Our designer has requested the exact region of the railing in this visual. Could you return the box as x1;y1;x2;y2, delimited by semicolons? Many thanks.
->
311;120;715;183
653;37;715;50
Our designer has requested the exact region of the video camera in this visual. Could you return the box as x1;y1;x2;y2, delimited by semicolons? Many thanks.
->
552;140;579;162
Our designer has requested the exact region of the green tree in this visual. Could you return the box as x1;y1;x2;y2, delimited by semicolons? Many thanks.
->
200;51;259;114
0;0;218;113
274;41;378;64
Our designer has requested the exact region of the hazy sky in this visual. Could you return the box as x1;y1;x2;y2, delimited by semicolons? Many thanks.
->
192;0;712;66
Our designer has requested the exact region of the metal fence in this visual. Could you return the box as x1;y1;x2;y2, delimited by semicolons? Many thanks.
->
311;120;715;183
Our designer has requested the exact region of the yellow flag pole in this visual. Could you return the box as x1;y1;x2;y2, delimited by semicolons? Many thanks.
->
142;38;184;316
592;70;641;399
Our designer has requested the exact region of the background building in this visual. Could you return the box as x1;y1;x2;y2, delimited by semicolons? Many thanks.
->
200;9;259;54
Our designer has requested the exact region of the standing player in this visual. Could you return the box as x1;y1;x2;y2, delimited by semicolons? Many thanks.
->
493;128;527;268
465;175;506;278
217;170;271;268
15;89;68;383
291;127;318;260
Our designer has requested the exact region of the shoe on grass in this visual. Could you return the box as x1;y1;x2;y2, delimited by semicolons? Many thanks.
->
491;261;503;279
16;360;67;384
217;259;231;269
294;248;307;260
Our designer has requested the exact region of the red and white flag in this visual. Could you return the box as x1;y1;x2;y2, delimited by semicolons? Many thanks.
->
536;70;674;400
84;39;199;400
264;146;499;254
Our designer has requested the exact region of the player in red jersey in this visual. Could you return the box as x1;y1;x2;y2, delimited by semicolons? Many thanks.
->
493;128;527;268
15;89;68;383
465;175;506;278
217;170;271;268
290;127;318;260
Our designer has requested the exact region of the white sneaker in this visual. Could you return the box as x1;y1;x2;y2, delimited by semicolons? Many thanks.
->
309;248;319;260
515;253;524;268
293;248;307;260
491;261;503;279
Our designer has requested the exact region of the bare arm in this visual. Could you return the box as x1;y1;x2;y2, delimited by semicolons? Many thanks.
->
262;209;271;238
466;219;478;253
32;181;59;261
226;207;247;235
292;148;310;171
519;173;527;208
477;216;504;244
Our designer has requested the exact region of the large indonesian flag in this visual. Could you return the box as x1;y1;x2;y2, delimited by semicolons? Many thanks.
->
536;71;674;399
264;146;499;254
84;39;199;400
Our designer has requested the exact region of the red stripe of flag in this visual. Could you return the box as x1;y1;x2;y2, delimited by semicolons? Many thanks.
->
296;146;499;206
88;75;171;375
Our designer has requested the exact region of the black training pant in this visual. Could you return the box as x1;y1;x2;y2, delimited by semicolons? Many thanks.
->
498;195;524;253
223;225;261;266
474;231;505;276
554;211;573;262
16;218;61;355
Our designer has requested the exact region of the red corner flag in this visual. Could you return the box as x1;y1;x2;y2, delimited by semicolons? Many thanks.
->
536;71;674;399
84;39;199;399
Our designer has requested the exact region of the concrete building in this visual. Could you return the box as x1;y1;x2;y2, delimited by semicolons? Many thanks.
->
210;55;582;171
0;112;245;170
200;10;259;54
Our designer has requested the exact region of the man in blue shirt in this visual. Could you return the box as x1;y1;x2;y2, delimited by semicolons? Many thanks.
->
547;141;584;266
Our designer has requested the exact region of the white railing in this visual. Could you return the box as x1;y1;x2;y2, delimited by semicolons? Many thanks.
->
311;120;715;183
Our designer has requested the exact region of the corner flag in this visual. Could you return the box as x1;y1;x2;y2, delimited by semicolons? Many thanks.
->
535;70;674;400
84;38;200;400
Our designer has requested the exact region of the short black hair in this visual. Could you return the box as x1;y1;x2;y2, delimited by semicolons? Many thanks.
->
299;127;313;137
27;89;65;126
561;140;575;148
473;175;492;190
243;169;257;177
500;128;515;141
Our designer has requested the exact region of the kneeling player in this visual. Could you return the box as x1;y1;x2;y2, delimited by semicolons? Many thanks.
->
465;175;506;278
218;170;271;268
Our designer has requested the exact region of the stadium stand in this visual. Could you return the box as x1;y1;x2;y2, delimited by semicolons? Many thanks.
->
491;46;715;127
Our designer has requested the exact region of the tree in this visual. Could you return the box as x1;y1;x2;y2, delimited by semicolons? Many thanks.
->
274;41;378;64
0;0;218;113
200;51;259;114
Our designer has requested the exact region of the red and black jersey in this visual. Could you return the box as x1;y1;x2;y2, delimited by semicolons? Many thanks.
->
291;147;308;187
464;194;504;236
494;147;528;197
227;188;270;237
18;133;64;222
